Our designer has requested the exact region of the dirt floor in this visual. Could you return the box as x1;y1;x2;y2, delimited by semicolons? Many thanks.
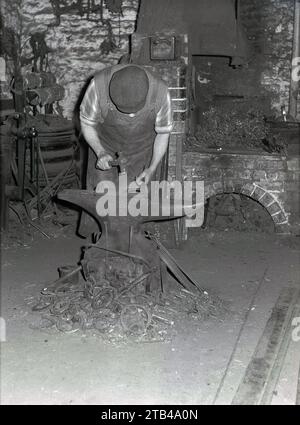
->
1;225;300;405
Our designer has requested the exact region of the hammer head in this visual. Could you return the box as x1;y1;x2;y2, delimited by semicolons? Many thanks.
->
109;151;128;174
116;151;128;174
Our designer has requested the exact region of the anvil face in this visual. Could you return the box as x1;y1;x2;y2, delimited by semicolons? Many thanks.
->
57;187;204;228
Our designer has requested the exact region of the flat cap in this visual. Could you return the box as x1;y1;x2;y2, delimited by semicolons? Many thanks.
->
109;66;149;114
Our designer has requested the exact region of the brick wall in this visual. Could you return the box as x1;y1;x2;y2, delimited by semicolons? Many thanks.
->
183;151;300;234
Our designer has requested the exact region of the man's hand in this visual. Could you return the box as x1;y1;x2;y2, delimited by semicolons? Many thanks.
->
136;133;169;186
136;167;155;186
96;151;114;170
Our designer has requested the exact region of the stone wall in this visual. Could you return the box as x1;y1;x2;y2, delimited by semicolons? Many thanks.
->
2;1;298;119
1;0;139;118
194;0;296;118
0;0;22;98
183;151;300;234
21;0;139;118
241;0;295;114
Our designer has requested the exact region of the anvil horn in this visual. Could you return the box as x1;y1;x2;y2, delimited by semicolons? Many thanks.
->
57;189;104;228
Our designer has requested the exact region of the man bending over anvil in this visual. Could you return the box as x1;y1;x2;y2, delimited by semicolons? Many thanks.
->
78;64;173;237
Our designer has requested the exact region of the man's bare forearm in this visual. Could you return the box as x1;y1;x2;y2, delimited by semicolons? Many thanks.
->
80;122;113;170
80;122;105;157
148;133;170;172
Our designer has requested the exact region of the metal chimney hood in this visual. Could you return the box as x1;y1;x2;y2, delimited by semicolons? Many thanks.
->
136;0;250;64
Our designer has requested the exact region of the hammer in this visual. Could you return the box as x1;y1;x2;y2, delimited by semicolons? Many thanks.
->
108;151;127;175
109;151;140;193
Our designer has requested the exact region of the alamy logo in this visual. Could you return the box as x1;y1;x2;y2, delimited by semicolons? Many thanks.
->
0;317;6;342
95;176;205;227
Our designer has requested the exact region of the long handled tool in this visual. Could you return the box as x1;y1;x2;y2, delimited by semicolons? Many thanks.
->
146;231;204;295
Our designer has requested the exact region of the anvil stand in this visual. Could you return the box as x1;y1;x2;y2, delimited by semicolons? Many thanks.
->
57;186;204;297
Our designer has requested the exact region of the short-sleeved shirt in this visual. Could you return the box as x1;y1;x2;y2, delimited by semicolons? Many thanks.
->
80;73;173;134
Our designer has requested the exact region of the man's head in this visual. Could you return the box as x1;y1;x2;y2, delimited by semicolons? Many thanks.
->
109;66;149;114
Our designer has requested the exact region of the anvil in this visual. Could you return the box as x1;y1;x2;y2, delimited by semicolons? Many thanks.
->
57;187;192;229
57;188;204;294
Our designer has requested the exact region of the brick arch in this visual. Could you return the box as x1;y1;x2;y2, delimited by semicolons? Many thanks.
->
204;181;289;232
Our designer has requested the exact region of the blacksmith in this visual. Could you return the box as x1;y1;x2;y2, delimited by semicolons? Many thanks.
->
78;64;173;237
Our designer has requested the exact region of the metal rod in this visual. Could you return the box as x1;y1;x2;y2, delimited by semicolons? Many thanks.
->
27;219;51;239
289;0;300;118
260;302;300;405
87;244;151;269
17;138;26;200
129;225;133;253
212;268;269;405
42;265;82;293
35;136;41;219
116;272;152;297
30;137;34;182
37;144;62;219
38;145;49;185
168;87;187;90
